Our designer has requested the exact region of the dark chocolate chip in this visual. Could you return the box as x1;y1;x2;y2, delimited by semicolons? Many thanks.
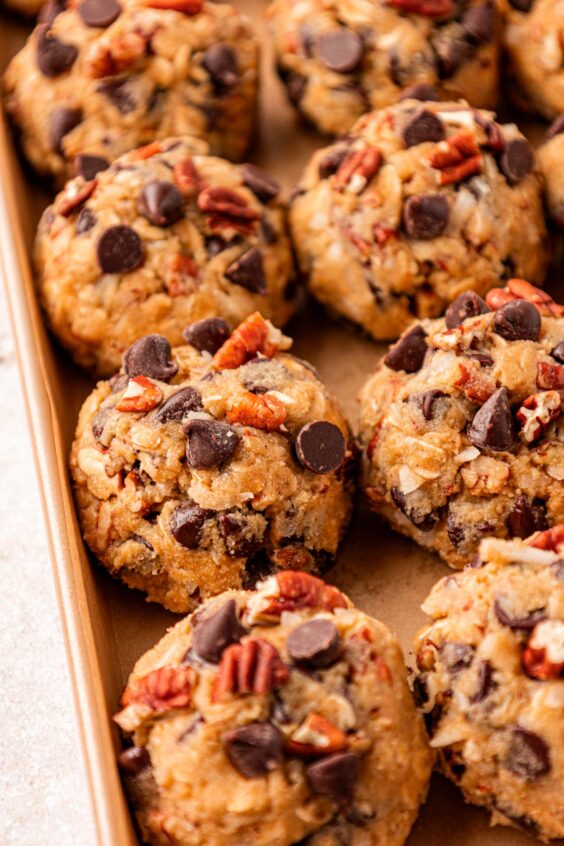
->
390;487;438;532
39;0;66;24
76;207;96;234
192;599;245;663
48;107;82;154
461;0;495;45
507;0;532;11
219;512;264;557
440;641;474;673
384;325;428;373
507;494;547;539
505;728;551;780
546;114;564;141
468;388;516;452
551;341;564;363
318;147;349;179
295;420;345;474
184;419;239;469
225;248;266;294
155;387;202;422
91;409;107;440
494;598;546;630
499;139;533;186
435;38;472;79
170;503;211;548
399;84;439;101
124;334;177;381
287;619;341;668
118;746;150;775
74;153;109;180
77;0;120;27
223;723;283;778
96;77;136;113
419;389;447;421
242;550;275;589
183;317;230;355
403;194;449;240
402;109;445;148
446;509;466;548
465;351;494;367
493;300;541;342
316;28;363;73
137;180;184;227
445;291;490;328
240;164;280;203
260;216;278;244
36;25;78;77
206;236;228;257
110;372;129;393
470;660;495;703
130;533;154;552
97;225;144;273
306;751;359;801
202;44;238;91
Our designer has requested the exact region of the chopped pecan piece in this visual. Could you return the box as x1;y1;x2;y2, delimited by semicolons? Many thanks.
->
212;637;288;702
486;279;564;317
173;158;200;195
226;391;287;431
83;31;147;78
116;376;163;412
537;362;564;390
387;0;453;13
516;391;561;443
163;253;200;297
522;620;564;680
429;129;482;185
128;141;164;161
145;0;203;11
455;362;495;403
334;147;382;194
246;571;348;623
212;312;289;370
527;524;564;552
287;712;348;757
373;223;396;246
121;666;195;712
59;179;97;217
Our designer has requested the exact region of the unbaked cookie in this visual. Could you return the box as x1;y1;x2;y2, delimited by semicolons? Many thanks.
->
267;0;500;136
114;570;433;846
538;115;564;227
70;313;355;612
35;138;296;376
3;0;258;181
358;279;564;568
413;526;564;841
290;100;548;341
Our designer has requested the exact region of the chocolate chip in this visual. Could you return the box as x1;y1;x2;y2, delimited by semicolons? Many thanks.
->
445;291;491;328
202;44;238;91
402;109;445;148
76;207;96;234
223;723;283;778
170;503;211;548
546;114;564;141
318;147;349;179
36;25;78;77
494;598;545;630
468;388;516;452
507;494;547;538
384;325;428;373
435;37;472;79
155;387;202;422
183;317;230;355
96;77;136;113
500;139;533;186
39;0;65;24
287;73;306;104
184;419;239;469
124;335;177;381
316;28;363;73
192;599;245;663
390;487;438;532
240;164;280;203
493;300;541;342
48;107;82;154
77;0;120;27
74;154;109;180
505;728;550;780
287;619;341;668
295;421;345;474
306;752;359;801
465;351;494;367
118;746;150;775
461;0;495;44
446;509;466;548
261;216;277;244
206;236;228;257
399;84;439;102
507;0;532;10
403;194;449;240
225;248;266;294
470;660;495;703
137;181;184;227
110;372;129;393
97;225;144;273
419;389;447;421
219;512;264;557
551;341;564;363
440;641;474;673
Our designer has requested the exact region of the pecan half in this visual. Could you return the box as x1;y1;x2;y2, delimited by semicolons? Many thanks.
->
121;666;195;712
334;147;382;194
198;186;260;223
287;712;348;757
116;376;163;412
173;158;200;196
226;391;287;431
522;620;564;680
212;637;288;702
516;391;562;443
246;571;348;624
429;130;482;185
486;279;564;317
537;362;564;390
59;179;97;217
212;312;289;370
387;0;453;13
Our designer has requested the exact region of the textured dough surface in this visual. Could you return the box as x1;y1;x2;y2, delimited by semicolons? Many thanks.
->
290;100;548;341
538;126;564;227
35;138;296;376
267;0;499;136
3;0;258;181
358;287;564;567
413;530;564;841
114;573;433;845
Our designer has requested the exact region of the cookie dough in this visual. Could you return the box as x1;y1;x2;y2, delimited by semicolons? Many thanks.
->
267;0;499;136
35;138;296;376
3;0;258;181
504;0;564;120
70;314;355;612
413;527;564;841
114;570;433;845
290;100;548;341
358;279;564;568
538;115;564;227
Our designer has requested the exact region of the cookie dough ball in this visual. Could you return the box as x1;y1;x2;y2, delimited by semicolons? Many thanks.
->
538;116;564;227
290;101;548;341
358;280;564;568
3;0;258;182
504;0;564;120
35;138;296;376
70;314;355;612
267;0;499;136
413;527;564;840
114;571;433;846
